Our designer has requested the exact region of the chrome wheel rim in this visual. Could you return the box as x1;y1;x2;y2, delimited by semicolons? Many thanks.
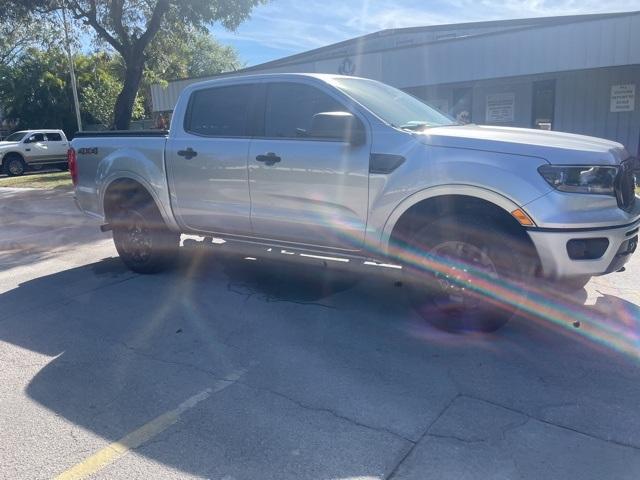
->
429;241;498;308
8;160;23;175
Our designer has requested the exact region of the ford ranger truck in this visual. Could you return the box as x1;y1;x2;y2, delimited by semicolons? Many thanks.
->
1;129;70;176
70;74;640;332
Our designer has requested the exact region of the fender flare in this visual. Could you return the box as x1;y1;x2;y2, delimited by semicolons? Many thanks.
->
1;150;25;164
100;171;180;231
378;184;528;255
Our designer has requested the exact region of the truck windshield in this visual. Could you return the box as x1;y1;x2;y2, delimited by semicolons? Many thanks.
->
4;131;27;142
332;77;457;130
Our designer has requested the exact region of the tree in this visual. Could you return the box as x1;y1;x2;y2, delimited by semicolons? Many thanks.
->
77;53;145;128
0;15;60;67
140;26;242;113
146;26;242;82
0;49;143;136
21;0;264;130
0;48;81;136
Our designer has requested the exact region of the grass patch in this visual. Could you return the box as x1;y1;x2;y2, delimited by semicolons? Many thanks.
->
0;171;72;189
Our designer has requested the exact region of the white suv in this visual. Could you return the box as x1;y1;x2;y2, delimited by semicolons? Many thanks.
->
0;129;69;176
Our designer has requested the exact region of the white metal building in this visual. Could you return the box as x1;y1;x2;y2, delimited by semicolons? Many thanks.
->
151;11;640;154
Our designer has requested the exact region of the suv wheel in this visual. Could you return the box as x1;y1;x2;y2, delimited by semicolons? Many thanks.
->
4;155;26;176
112;199;179;274
404;215;536;332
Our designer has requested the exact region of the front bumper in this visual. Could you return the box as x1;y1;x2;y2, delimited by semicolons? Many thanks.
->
528;220;639;279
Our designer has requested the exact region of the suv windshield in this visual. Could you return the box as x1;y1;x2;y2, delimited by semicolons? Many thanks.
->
4;131;27;142
332;77;457;130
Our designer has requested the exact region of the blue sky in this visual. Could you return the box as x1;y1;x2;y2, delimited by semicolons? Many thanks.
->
210;0;640;67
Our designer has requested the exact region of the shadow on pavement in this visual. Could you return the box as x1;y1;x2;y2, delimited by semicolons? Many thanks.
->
0;253;412;478
1;251;640;478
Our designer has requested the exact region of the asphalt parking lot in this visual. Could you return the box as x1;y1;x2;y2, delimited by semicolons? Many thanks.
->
1;187;640;479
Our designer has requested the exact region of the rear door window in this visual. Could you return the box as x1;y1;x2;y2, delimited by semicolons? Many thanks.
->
46;133;63;141
185;84;255;137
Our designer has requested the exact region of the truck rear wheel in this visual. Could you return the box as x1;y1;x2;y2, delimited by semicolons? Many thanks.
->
404;215;536;332
4;154;26;176
112;199;179;274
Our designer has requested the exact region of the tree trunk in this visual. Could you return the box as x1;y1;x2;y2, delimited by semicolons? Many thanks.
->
112;60;144;130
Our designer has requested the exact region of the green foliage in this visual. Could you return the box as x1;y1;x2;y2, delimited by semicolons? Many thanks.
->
141;27;243;112
0;21;58;66
2;0;263;129
146;26;243;82
77;54;145;127
0;49;144;135
29;0;264;128
82;78;145;127
0;48;80;136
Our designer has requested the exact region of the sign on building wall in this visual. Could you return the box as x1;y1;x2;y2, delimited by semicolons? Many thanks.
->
610;84;635;112
338;57;356;75
486;93;515;123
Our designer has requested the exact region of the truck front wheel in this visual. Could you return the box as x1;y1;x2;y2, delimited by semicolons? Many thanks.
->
404;215;536;332
4;154;26;176
112;200;179;274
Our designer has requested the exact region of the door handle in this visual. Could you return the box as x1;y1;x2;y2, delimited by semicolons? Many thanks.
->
177;147;198;160
255;152;281;166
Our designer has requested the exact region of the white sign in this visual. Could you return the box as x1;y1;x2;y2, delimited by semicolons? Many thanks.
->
610;84;635;112
486;93;515;123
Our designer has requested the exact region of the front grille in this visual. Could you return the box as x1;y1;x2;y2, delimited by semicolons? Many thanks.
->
615;158;638;210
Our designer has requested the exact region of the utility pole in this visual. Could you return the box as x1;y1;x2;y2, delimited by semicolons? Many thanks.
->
61;2;82;132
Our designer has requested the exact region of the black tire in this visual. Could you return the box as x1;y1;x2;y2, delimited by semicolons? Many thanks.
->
4;154;26;176
403;215;537;333
111;196;179;274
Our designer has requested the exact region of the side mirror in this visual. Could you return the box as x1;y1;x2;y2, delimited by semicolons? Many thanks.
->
25;136;35;144
309;112;366;145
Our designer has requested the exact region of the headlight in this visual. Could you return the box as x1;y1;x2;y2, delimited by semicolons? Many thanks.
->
538;165;618;195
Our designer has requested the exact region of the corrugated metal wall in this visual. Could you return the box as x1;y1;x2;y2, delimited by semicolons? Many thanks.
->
152;12;640;112
406;65;640;154
151;12;640;154
555;66;640;154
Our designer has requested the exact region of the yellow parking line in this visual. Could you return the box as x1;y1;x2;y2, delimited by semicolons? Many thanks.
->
54;368;248;480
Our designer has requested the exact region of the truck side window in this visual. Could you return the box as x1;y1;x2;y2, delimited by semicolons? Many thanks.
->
264;83;344;139
47;133;63;141
185;84;254;137
26;133;46;143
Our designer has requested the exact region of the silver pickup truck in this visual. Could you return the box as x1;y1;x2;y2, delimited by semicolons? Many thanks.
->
71;73;640;331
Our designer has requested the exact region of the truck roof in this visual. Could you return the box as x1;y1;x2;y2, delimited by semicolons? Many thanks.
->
185;72;354;91
12;129;65;134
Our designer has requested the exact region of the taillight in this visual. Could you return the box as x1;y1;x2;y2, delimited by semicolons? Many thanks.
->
67;148;78;186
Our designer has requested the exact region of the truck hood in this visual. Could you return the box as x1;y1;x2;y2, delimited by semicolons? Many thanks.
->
0;141;19;149
417;125;629;165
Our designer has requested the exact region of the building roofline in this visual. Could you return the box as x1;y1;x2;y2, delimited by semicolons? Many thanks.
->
156;10;639;85
240;11;637;70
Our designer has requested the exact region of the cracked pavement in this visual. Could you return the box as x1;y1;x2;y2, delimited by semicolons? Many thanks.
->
1;187;640;479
